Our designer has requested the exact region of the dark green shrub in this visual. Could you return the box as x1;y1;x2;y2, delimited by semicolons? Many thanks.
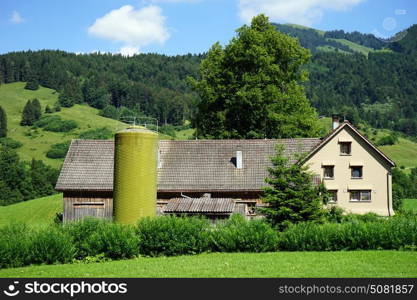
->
83;223;139;259
278;215;417;251
33;115;77;132
0;223;32;268
159;125;177;138
376;134;398;146
342;212;382;223
64;218;139;260
29;227;75;264
53;101;61;112
0;137;23;149
63;218;105;259
100;105;119;120
137;216;210;256
210;214;279;252
324;206;345;223
0;224;75;268
45;105;53;113
78;127;112;140
46;141;71;159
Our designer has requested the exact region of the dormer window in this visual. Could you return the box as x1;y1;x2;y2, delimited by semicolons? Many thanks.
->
340;142;351;155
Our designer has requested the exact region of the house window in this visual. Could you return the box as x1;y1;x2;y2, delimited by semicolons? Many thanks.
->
323;166;334;179
340;142;351;155
350;190;371;202
351;166;363;178
328;190;338;203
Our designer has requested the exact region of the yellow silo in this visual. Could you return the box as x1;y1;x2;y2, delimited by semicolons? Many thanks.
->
113;126;159;224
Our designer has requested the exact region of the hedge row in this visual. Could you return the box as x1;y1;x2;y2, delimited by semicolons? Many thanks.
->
0;214;416;269
0;215;278;268
279;214;417;251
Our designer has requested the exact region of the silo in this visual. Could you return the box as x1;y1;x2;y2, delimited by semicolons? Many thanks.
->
113;126;159;224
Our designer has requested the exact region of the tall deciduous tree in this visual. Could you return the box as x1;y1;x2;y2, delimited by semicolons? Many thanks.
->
0;105;7;137
190;14;321;139
260;145;327;229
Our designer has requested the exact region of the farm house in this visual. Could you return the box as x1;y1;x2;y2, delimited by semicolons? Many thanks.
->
55;120;396;222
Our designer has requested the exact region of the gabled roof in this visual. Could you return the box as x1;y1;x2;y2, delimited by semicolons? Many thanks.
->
302;121;396;167
55;138;320;192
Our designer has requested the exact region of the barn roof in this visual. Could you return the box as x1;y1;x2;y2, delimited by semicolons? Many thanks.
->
55;138;321;192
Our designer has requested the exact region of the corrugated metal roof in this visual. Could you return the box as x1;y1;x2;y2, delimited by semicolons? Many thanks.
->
164;198;235;213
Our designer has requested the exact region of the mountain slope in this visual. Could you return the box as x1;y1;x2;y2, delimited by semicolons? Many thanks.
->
0;82;125;168
274;23;379;55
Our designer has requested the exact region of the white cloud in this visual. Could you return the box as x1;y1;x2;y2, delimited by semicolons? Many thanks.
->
120;45;140;57
88;5;170;54
10;11;25;24
145;0;199;3
238;0;364;26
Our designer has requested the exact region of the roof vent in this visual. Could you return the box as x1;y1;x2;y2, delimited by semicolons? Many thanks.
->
157;149;162;169
236;150;243;169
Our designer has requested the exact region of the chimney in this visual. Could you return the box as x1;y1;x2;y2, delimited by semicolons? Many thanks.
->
236;150;243;169
332;114;340;130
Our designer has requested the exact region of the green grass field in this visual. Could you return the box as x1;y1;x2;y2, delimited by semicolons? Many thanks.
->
0;251;415;278
361;126;417;171
0;83;179;168
327;38;375;56
0;194;62;227
402;199;417;212
0;82;125;168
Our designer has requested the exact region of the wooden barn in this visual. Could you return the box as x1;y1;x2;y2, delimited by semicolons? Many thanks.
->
56;121;397;221
55;138;320;221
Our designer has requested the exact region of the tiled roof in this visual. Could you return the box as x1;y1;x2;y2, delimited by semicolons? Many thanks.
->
55;138;321;192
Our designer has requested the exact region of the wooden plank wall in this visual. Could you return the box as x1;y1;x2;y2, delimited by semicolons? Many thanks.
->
63;192;113;222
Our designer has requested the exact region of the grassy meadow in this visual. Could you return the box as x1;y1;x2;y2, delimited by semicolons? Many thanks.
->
0;82;124;168
403;199;417;213
0;194;62;227
0;82;190;168
0;251;416;278
327;38;375;56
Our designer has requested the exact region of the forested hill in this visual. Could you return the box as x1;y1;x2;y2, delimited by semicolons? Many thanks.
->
0;24;416;136
273;23;385;53
0;51;202;126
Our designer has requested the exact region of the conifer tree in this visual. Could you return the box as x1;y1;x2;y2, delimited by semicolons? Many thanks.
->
20;99;41;126
0;105;7;137
21;99;33;126
53;101;61;112
58;77;83;107
260;145;327;229
31;98;42;120
45;104;52;113
24;72;39;90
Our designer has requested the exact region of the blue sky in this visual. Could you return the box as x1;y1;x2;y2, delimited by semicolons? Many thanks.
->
0;0;416;56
